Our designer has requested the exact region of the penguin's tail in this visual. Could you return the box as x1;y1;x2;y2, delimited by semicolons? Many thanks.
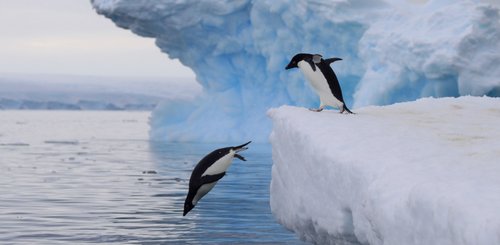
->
342;105;355;114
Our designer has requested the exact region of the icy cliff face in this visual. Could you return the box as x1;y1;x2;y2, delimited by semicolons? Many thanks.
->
92;0;500;142
269;97;500;245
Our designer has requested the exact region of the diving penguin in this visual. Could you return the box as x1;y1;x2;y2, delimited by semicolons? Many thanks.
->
285;53;353;113
183;141;251;216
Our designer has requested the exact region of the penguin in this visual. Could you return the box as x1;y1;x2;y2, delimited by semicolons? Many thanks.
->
285;53;353;113
183;141;251;216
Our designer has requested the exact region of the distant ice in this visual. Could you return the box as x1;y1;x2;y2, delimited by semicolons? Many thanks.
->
44;140;80;145
0;73;200;111
269;96;500;245
0;143;30;147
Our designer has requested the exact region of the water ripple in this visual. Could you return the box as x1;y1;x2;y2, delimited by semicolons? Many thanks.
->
0;111;304;244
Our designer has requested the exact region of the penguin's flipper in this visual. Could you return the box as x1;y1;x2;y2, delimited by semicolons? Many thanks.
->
305;58;316;71
324;57;342;65
200;172;226;185
235;154;246;161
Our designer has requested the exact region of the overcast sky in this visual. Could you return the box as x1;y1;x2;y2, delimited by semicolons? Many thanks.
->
0;0;195;78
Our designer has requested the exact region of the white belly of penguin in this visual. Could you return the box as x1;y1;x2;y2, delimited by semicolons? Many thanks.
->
298;61;343;108
202;152;234;176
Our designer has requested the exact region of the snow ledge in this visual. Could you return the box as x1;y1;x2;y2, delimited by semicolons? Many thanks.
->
269;96;500;245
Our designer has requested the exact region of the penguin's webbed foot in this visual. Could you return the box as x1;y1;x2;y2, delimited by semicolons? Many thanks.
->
309;108;324;112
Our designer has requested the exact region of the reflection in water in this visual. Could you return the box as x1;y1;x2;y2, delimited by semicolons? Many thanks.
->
0;111;302;244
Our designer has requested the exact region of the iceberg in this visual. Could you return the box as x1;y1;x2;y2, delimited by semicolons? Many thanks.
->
268;96;500;244
92;0;500;142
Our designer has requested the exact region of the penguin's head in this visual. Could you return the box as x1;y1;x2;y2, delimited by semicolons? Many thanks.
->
285;53;313;70
232;141;251;161
232;141;251;152
183;200;194;216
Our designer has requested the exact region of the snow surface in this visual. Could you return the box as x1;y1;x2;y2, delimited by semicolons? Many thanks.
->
92;0;500;142
268;96;500;245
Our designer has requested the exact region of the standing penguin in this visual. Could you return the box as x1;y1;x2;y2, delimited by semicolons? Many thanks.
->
285;53;353;113
183;141;251;216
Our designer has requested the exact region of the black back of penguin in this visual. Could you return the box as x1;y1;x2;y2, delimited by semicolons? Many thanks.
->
188;147;231;186
316;58;346;104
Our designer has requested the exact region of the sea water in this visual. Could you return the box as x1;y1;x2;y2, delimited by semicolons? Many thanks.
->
0;111;303;244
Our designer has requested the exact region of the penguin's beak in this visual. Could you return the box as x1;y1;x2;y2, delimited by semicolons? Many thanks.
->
233;141;251;153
